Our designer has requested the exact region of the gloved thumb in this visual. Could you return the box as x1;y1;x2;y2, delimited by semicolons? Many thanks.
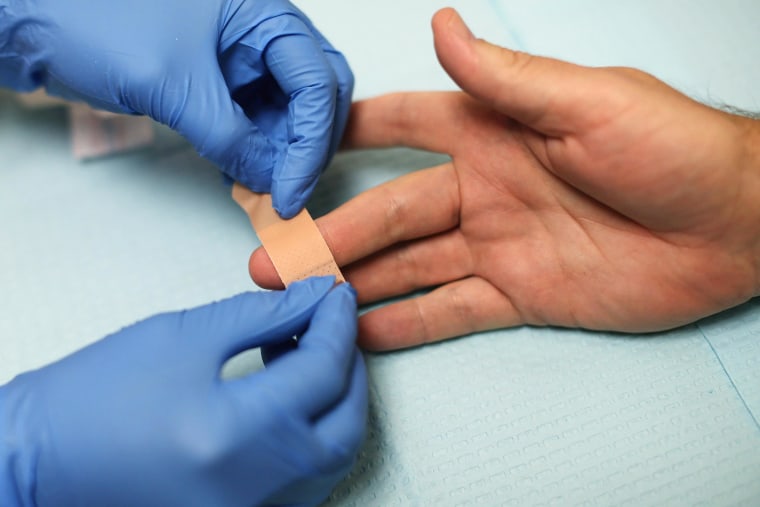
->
181;277;336;365
170;70;278;192
432;8;595;136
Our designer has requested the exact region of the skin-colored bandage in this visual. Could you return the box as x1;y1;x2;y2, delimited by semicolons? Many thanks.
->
232;183;345;286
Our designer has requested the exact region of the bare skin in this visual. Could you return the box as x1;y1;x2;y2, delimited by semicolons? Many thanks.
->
250;8;760;350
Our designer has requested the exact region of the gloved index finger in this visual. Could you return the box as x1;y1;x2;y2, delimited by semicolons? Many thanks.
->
264;28;338;218
166;65;277;192
248;283;359;419
293;19;355;161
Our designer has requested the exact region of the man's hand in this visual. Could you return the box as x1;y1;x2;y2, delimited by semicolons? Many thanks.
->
250;8;760;350
0;0;352;217
1;278;366;506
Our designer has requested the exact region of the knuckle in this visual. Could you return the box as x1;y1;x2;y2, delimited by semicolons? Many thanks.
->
381;185;412;241
394;246;422;292
446;283;478;336
504;49;535;77
413;298;435;345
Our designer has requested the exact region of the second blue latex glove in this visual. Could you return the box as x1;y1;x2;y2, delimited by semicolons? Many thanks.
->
0;278;367;507
0;0;353;217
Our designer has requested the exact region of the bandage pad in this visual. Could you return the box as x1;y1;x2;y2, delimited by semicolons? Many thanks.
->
232;183;344;286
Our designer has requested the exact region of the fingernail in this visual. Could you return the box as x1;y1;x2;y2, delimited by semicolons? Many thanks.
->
448;10;473;41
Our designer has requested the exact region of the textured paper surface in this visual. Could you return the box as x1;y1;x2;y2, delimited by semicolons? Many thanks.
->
231;183;344;286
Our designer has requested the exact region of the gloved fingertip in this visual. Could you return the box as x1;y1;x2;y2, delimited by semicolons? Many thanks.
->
272;175;319;219
272;200;303;220
335;281;358;301
317;282;358;320
288;275;336;298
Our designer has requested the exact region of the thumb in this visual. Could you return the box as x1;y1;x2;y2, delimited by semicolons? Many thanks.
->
432;8;600;136
180;277;337;365
170;70;278;192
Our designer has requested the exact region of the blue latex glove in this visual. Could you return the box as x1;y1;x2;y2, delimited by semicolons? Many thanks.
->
0;0;353;217
0;278;367;507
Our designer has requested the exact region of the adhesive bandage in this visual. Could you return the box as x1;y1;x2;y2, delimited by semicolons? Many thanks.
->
232;183;345;286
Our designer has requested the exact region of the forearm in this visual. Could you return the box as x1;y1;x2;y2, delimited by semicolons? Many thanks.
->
0;0;44;91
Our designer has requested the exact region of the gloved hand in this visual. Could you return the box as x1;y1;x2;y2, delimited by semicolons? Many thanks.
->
0;277;367;507
0;0;353;217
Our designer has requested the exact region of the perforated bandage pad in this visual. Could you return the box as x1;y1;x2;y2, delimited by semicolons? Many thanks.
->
231;183;345;286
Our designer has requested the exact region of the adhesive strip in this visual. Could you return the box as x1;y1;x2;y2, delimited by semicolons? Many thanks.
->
232;183;344;286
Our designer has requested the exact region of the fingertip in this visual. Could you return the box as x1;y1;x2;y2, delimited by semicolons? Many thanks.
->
432;7;473;42
432;8;480;93
338;281;358;300
431;6;454;27
432;7;474;57
329;281;358;308
306;279;358;343
248;247;285;289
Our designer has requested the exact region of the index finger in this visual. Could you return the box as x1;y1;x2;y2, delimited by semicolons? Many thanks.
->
249;162;461;289
342;92;472;154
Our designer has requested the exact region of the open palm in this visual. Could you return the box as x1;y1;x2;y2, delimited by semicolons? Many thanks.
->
251;8;760;350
